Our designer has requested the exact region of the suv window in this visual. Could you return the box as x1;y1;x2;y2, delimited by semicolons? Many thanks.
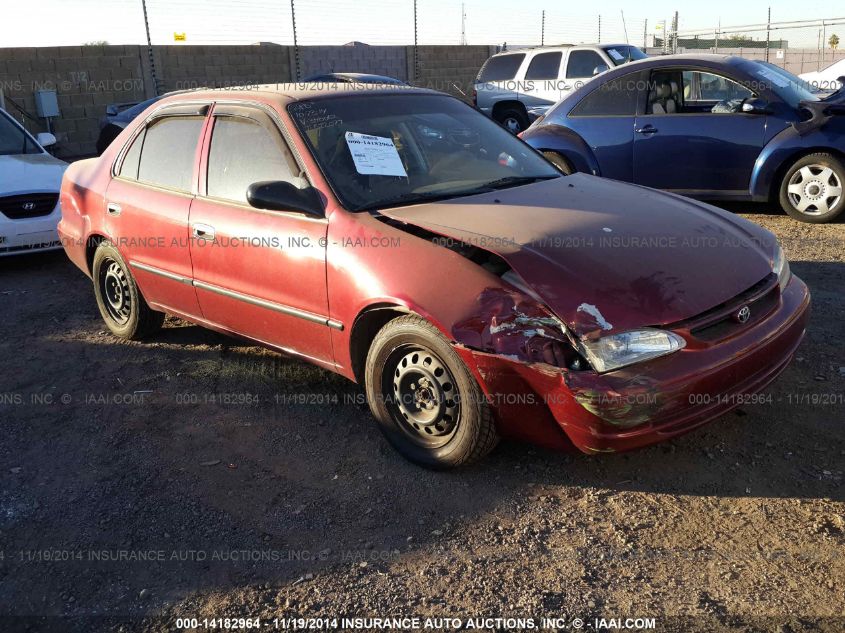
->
135;116;204;191
478;54;526;82
207;116;299;204
566;50;607;78
569;76;640;117
524;52;562;80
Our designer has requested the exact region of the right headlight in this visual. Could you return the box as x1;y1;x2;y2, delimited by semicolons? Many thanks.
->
578;329;686;374
772;244;791;292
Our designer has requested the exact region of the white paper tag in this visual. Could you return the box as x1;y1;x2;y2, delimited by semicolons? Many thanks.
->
345;132;407;177
607;48;624;62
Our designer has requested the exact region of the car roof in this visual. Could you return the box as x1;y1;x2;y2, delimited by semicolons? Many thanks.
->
492;43;630;56
155;83;438;107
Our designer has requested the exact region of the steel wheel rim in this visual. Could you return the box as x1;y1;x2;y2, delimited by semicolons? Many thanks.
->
385;345;460;448
99;258;132;325
787;164;843;216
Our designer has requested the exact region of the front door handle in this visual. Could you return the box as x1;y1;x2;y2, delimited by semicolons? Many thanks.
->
106;203;122;216
192;224;216;240
635;125;658;135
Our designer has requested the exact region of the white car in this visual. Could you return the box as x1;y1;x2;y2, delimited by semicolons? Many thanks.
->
0;108;67;255
799;58;845;92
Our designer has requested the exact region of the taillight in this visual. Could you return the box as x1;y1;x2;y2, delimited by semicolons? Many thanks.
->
517;132;524;139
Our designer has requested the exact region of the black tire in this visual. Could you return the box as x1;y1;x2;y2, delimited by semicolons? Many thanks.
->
92;242;164;340
364;315;499;468
778;153;845;223
494;107;529;134
542;151;575;175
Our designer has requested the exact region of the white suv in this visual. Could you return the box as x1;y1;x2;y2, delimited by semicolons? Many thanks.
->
474;44;647;133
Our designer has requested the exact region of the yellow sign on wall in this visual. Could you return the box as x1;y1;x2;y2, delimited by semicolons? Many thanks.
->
173;32;186;42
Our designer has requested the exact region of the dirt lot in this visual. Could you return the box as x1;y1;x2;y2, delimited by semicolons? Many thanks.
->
1;205;843;633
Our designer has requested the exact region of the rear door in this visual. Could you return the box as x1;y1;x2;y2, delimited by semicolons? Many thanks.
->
188;103;334;366
106;105;208;317
632;67;767;194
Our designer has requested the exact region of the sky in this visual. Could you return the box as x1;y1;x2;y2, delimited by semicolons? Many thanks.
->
4;0;845;48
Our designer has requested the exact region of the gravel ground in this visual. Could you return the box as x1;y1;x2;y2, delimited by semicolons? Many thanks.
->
0;204;843;633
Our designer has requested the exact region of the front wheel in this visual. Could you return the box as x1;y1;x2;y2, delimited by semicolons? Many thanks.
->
542;151;576;175
92;242;164;340
779;153;845;223
494;107;529;134
364;315;499;468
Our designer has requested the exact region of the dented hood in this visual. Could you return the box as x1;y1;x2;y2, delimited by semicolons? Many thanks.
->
379;174;776;337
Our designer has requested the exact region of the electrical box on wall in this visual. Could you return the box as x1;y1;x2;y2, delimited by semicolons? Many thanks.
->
35;90;60;118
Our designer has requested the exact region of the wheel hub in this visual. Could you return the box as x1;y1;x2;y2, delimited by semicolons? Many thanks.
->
389;347;460;445
100;259;132;325
787;163;843;216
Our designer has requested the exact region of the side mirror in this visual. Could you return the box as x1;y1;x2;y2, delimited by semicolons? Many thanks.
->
105;105;119;116
592;64;609;76
741;98;771;114
246;180;324;217
36;132;57;147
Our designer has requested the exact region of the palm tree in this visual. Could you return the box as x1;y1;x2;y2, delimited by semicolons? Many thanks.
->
830;34;840;50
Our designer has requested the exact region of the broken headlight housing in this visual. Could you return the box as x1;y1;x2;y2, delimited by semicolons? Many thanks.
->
578;329;686;374
772;244;791;293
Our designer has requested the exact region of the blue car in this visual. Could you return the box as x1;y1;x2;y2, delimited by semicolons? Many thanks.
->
521;54;845;223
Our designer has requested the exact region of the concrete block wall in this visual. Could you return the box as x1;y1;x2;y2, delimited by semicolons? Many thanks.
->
0;43;494;157
0;45;148;157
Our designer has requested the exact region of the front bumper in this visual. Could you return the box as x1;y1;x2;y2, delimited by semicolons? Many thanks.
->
457;274;810;453
0;204;62;256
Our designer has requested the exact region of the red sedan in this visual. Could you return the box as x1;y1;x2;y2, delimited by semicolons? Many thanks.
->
59;85;810;468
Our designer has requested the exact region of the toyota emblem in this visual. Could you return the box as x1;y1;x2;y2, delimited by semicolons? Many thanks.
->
22;202;36;211
735;306;751;323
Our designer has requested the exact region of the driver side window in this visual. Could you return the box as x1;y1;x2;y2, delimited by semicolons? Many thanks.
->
647;69;754;115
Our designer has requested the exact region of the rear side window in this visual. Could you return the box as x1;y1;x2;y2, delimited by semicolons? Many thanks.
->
206;116;299;204
136;116;204;191
569;76;641;117
478;54;525;82
566;50;607;78
524;52;562;80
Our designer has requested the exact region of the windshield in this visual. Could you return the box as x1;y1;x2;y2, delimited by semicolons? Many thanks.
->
603;45;647;66
289;94;560;211
0;111;40;156
752;62;820;106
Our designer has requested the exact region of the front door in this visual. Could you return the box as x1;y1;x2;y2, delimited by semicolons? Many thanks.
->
633;68;767;195
188;104;333;366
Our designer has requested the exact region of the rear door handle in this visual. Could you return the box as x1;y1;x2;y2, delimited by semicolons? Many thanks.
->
635;125;658;135
106;203;121;216
192;223;216;240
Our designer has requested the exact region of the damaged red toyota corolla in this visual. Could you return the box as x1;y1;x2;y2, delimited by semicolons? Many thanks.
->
59;85;810;468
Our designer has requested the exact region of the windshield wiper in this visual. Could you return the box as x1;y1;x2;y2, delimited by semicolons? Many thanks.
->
472;175;559;191
357;190;468;212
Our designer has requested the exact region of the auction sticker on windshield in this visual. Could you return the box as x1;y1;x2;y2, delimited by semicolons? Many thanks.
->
345;131;407;177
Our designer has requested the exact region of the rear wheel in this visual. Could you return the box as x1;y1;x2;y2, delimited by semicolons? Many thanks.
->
494;107;529;134
542;151;575;175
364;315;498;468
92;242;164;340
779;153;845;223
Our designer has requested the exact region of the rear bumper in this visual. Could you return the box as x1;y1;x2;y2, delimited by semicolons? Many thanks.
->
0;205;61;256
459;274;810;453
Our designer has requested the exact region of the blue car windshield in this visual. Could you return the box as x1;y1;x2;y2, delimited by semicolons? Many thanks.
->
752;62;819;107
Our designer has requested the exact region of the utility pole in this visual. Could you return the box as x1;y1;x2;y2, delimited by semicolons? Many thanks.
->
643;19;647;49
765;6;771;62
671;11;678;54
460;3;467;45
291;0;300;81
597;15;601;44
541;10;545;46
715;18;720;53
140;0;159;96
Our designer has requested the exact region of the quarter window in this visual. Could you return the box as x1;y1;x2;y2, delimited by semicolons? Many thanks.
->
569;76;640;117
566;50;607;78
478;54;526;82
525;52;562;80
206;116;299;204
136;116;204;191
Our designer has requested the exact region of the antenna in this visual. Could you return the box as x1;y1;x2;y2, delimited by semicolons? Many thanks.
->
621;10;629;44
